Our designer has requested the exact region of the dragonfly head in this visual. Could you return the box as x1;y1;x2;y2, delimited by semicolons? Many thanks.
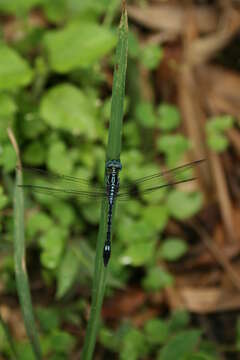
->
106;160;122;171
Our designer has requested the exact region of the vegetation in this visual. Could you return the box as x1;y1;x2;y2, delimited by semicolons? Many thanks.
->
0;1;240;359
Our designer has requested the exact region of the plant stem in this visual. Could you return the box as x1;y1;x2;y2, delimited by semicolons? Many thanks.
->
0;312;18;360
81;3;128;359
8;128;42;360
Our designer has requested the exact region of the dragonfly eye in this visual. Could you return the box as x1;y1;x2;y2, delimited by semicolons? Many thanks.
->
106;160;122;171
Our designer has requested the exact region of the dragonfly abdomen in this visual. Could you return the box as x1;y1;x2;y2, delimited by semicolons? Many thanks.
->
103;160;122;266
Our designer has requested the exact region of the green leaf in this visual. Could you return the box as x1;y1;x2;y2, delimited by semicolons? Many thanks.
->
141;205;169;232
99;327;119;352
157;134;190;156
135;101;156;128
0;93;17;116
47;141;74;175
0;46;33;90
196;341;219;360
167;190;203;220
40;83;97;138
0;186;8;210
81;202;101;224
168;310;190;333
39;227;66;269
206;115;234;132
49;201;76;228
144;319;169;345
42;0;67;23
159;237;188;261
123;240;156;266
48;330;76;354
0;0;44;14
23;141;46;166
26;212;53;238
140;44;163;70
56;247;79;299
236;317;240;351
14;167;42;359
44;21;116;73
120;328;148;360
0;144;17;172
36;307;60;333
82;7;128;360
207;132;228;153
142;267;174;292
159;330;202;360
157;103;181;131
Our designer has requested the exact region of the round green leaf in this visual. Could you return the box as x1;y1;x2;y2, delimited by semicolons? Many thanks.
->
142;205;169;232
0;0;44;14
26;211;53;238
0;93;17;116
157;103;181;131
207;132;228;153
39;227;66;269
167;190;203;220
158;330;202;360
40;83;97;138
142;267;174;292
135;101;156;128
47;141;74;175
0;144;17;172
36;307;60;333
23;141;46;165
168;310;190;332
56;247;79;299
206;115;234;132
144;319;169;345
0;45;33;90
121;328;148;360
159;237;188;261
123;241;156;266
44;21;116;73
140;44;163;70
157;134;190;156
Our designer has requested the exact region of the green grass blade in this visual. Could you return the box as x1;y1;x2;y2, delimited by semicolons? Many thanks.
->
81;3;128;360
107;1;128;161
0;313;18;359
13;166;42;359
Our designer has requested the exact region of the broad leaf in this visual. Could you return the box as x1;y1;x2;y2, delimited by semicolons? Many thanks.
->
40;84;97;138
0;46;33;90
44;21;116;73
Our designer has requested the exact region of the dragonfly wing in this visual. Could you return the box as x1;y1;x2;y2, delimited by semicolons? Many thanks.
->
19;184;107;200
119;159;205;192
19;166;106;200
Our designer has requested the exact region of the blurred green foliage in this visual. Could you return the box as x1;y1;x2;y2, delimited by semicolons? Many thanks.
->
0;0;226;359
99;310;219;360
206;115;234;153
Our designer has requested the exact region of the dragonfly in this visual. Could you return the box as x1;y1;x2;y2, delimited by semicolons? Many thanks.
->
18;158;204;266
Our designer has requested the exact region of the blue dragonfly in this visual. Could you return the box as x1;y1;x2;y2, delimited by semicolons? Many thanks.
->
19;159;204;266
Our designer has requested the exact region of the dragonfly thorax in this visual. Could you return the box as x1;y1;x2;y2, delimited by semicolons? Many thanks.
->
106;160;121;204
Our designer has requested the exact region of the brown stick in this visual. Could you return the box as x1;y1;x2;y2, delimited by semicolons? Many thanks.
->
7;127;21;170
192;219;240;291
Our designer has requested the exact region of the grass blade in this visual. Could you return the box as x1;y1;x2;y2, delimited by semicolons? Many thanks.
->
0;312;18;359
81;3;128;359
8;128;42;360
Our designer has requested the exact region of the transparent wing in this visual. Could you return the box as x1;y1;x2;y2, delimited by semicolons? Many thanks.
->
120;159;204;189
118;159;204;198
117;177;197;200
18;166;107;200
